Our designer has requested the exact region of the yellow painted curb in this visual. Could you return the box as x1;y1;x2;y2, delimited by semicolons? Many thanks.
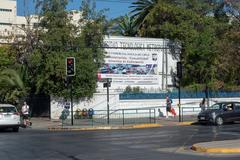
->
48;123;162;131
178;121;194;126
191;144;240;153
132;124;161;129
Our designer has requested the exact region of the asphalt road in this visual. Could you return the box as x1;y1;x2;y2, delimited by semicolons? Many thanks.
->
0;123;240;160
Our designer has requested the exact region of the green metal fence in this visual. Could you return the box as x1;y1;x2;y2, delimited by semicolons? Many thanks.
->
61;108;156;126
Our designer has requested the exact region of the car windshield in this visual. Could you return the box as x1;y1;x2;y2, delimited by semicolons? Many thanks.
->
0;106;16;113
208;103;222;110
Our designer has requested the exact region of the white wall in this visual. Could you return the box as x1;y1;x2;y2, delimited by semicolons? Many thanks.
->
50;92;240;119
51;93;120;119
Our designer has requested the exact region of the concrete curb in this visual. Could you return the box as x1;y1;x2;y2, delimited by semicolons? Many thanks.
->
48;123;162;131
191;143;240;153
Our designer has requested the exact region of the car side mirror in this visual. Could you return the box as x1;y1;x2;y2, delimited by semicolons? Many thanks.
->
223;107;228;111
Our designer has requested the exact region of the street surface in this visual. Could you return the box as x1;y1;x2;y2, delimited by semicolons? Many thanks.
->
0;123;240;160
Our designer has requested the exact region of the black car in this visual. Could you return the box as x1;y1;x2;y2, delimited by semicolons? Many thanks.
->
198;102;240;125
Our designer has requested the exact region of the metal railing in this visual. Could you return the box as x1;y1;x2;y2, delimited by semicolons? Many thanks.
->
120;91;240;100
61;108;156;126
181;107;201;122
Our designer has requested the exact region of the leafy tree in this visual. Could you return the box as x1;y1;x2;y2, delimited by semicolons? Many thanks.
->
79;0;107;68
0;46;16;69
31;0;106;99
215;22;240;86
133;1;221;86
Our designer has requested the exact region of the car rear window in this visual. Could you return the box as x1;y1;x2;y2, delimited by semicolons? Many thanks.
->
0;106;17;113
235;103;240;111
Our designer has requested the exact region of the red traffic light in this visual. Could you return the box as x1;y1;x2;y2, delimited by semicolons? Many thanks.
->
66;57;75;76
67;59;73;64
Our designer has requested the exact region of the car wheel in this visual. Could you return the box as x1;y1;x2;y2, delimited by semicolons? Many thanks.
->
215;117;223;126
13;127;19;132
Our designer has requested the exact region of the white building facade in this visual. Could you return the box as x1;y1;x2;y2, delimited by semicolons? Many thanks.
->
0;0;81;43
0;0;39;43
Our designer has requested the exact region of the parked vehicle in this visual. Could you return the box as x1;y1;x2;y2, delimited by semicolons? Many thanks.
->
198;102;240;125
0;104;21;132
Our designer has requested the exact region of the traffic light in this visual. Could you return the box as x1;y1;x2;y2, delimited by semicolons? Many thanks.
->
173;75;180;88
177;61;182;78
103;81;111;88
66;57;75;76
103;78;112;88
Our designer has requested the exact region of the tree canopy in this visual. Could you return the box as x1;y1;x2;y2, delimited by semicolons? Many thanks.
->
0;0;107;104
129;0;240;90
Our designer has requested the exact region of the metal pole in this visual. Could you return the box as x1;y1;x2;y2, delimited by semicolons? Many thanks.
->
107;78;110;125
154;109;156;123
165;48;168;90
122;109;125;125
178;81;181;122
149;109;151;123
162;48;165;90
71;78;73;125
181;107;183;122
205;85;209;108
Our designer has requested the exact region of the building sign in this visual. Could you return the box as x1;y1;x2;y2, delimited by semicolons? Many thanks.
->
98;36;174;88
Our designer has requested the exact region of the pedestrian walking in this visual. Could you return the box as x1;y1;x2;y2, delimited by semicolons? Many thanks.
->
166;96;176;118
21;101;31;127
199;98;206;112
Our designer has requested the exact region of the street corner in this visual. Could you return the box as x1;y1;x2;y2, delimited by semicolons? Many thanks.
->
191;140;240;154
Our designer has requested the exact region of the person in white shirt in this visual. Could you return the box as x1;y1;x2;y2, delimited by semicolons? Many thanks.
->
21;101;30;126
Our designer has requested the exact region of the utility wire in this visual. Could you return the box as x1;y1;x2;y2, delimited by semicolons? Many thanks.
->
0;42;181;50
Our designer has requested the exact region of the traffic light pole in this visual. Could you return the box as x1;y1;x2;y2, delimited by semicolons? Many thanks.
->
70;78;73;126
178;81;181;122
177;61;182;122
65;57;75;126
107;78;110;125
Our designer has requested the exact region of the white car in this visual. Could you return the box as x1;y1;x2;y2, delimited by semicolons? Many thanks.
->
0;104;21;132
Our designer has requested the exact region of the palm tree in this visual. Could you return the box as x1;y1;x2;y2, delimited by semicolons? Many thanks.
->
110;15;138;36
0;69;26;103
130;0;159;27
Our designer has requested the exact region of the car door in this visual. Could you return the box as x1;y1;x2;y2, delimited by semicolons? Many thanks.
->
221;103;235;122
233;103;240;121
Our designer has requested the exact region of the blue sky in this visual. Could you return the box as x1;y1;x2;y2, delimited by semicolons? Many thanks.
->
17;0;133;19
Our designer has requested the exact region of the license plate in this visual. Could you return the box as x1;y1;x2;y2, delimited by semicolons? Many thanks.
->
200;117;205;120
4;115;12;119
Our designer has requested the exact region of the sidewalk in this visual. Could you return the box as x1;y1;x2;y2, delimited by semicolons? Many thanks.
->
29;117;61;130
191;140;240;153
29;116;197;130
